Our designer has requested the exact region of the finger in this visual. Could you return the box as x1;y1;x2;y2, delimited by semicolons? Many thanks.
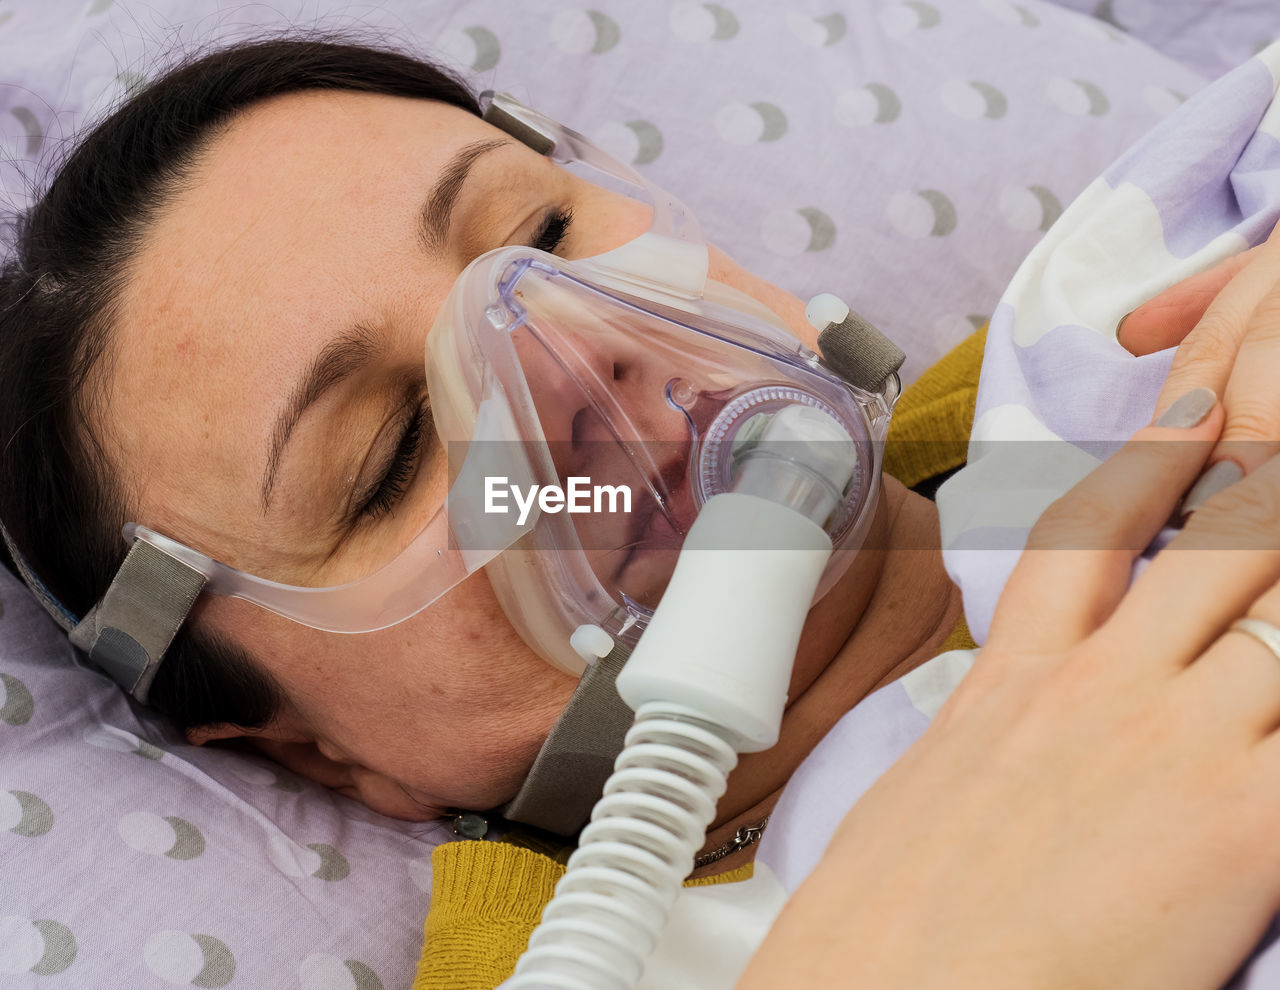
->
1154;226;1280;424
1206;271;1280;478
1119;246;1263;357
1105;449;1280;673
1174;584;1280;740
985;393;1221;657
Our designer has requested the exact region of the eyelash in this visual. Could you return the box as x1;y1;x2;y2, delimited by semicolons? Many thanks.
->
357;402;427;521
531;207;574;254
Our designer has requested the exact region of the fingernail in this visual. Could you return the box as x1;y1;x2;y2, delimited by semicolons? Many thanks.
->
1182;460;1244;516
1155;387;1217;428
1116;311;1133;337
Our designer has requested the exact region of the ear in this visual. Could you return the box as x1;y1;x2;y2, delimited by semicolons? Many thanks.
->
185;720;310;749
186;724;357;791
247;737;358;791
186;723;251;746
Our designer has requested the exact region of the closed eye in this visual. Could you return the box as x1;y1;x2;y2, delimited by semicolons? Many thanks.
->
353;398;431;522
531;206;574;255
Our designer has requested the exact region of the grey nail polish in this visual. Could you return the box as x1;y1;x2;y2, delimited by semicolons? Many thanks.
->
1182;460;1244;516
1156;387;1217;428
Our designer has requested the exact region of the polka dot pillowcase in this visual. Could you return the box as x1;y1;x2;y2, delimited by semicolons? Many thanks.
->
0;1;1209;987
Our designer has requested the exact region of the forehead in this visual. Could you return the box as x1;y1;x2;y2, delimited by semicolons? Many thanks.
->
127;88;498;322
103;90;508;554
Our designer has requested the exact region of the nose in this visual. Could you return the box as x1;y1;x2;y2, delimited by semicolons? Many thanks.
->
514;298;694;486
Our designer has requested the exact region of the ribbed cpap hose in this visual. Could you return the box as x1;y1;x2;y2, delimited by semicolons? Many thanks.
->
505;402;856;990
507;705;739;990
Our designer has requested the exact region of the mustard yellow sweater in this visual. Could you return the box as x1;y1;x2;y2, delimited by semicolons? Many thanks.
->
414;328;986;990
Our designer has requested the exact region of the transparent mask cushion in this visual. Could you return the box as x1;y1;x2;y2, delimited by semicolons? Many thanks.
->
428;248;887;674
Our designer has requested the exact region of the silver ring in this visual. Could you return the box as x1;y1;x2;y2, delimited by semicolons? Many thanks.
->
1229;617;1280;662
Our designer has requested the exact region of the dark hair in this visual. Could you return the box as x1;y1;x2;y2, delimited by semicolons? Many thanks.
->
0;38;480;731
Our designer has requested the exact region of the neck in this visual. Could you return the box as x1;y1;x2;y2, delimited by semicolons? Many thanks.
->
693;477;962;875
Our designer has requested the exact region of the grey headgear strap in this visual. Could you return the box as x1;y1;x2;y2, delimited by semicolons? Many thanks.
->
816;309;906;395
66;540;206;704
1;522;204;703
480;93;555;155
0;518;80;633
502;642;634;836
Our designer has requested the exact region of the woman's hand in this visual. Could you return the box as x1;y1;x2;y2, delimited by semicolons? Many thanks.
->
1121;220;1280;507
740;386;1280;987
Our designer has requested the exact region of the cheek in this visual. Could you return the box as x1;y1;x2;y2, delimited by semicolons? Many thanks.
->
418;575;580;770
201;575;578;806
705;246;817;350
567;180;655;257
567;179;812;345
356;604;577;807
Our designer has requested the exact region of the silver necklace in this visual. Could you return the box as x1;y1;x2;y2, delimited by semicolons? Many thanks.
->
693;815;770;870
453;811;770;871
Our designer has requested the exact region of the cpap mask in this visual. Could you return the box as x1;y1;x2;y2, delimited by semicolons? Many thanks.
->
65;92;906;714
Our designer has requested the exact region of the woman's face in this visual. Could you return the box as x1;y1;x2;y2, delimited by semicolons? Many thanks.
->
101;89;819;819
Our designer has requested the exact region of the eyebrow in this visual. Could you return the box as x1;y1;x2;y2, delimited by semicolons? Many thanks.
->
418;138;512;252
259;138;511;511
260;325;380;512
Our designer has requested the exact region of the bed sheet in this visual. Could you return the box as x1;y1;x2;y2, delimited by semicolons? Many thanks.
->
0;1;1225;987
1;0;1208;381
1049;0;1280;81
